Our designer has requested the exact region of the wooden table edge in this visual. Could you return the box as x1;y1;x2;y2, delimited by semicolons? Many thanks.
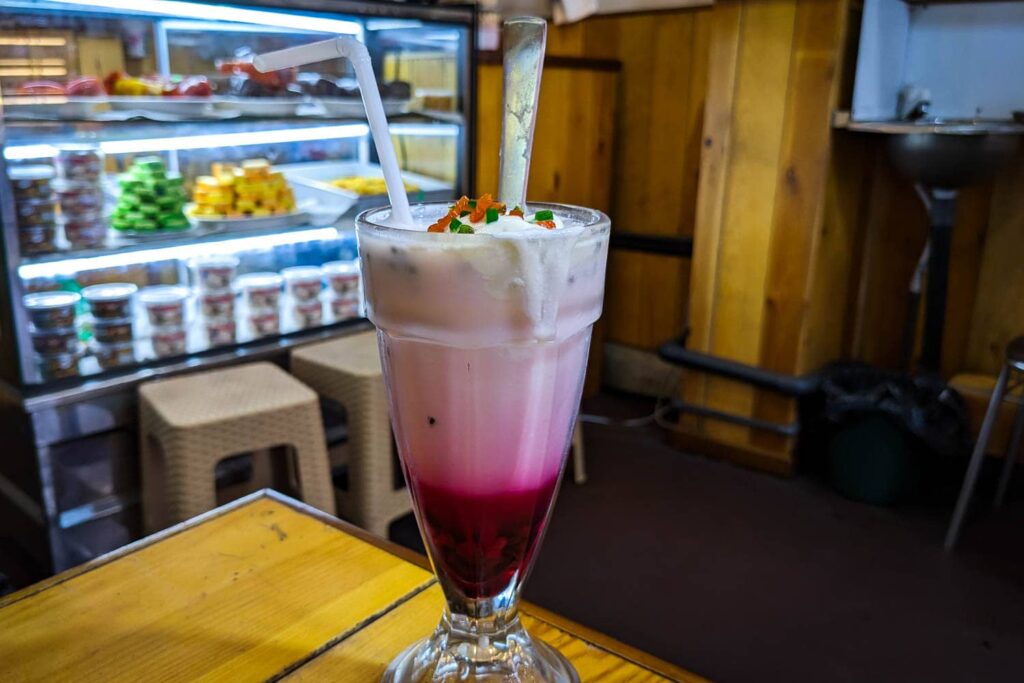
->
1;489;706;683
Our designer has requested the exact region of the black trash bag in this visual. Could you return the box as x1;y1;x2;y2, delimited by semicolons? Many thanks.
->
811;362;972;505
820;362;972;459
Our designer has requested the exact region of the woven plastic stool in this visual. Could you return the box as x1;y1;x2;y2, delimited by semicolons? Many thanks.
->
139;362;336;533
291;331;411;537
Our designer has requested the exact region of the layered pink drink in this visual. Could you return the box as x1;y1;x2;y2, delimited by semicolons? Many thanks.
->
358;199;608;610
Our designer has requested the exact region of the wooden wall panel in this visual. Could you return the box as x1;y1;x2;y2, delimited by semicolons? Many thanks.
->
751;0;849;451
800;132;871;371
475;60;617;396
678;0;852;471
474;64;616;212
821;142;994;379
683;2;743;431
965;148;1024;374
545;11;712;350
703;0;797;446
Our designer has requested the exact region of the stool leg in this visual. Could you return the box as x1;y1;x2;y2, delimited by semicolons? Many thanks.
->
346;388;395;537
167;446;219;526
945;363;1010;551
289;405;337;517
994;391;1024;508
572;420;586;485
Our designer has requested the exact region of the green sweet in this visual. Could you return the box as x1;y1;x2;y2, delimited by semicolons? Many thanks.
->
156;195;180;210
135;156;165;172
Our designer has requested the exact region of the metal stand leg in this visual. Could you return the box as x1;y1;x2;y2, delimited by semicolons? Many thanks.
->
945;363;1010;551
919;189;957;374
994;389;1024;508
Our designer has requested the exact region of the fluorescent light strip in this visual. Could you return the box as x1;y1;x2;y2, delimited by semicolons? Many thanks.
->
0;37;67;46
51;0;360;36
18;227;341;280
0;68;67;76
160;20;322;34
5;124;371;160
389;123;459;137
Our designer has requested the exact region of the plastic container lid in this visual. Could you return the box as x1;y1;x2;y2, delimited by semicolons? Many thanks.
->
52;178;104;192
58;211;104;225
152;324;187;336
35;350;80;363
138;285;190;305
81;283;138;301
294;300;323;311
23;291;80;310
57;143;102;156
92;340;134;350
192;255;239;269
10;165;56;181
30;326;77;336
322;260;359;276
281;266;322;282
92;316;133;326
200;288;235;299
237;272;283;290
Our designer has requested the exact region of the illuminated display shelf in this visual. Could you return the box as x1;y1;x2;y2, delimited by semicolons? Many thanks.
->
3;121;461;161
17;225;345;279
0;0;475;392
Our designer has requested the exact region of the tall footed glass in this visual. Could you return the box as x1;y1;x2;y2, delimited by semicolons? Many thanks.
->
357;202;609;682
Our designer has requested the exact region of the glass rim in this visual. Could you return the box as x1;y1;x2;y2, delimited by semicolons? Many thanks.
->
356;201;610;238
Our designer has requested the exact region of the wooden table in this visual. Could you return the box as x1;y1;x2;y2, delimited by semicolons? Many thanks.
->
1;490;707;682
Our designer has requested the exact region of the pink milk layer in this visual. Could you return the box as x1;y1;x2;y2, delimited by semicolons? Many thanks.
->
360;206;608;598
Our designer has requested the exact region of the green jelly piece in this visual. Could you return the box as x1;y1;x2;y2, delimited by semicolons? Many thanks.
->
135;156;165;171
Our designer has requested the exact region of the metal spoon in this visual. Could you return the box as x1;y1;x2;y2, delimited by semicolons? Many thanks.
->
497;16;547;210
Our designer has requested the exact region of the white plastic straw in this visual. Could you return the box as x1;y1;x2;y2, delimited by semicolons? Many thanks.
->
253;38;414;227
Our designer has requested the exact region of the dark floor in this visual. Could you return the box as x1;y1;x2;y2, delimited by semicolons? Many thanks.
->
394;393;1024;683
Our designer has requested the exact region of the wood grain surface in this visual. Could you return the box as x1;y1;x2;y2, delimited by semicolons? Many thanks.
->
677;0;851;468
285;585;710;683
0;491;702;682
545;11;711;351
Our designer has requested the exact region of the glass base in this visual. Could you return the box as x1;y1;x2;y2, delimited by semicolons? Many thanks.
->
382;613;579;682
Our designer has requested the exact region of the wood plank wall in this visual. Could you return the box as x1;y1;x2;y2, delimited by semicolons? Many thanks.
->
543;10;712;351
833;143;1024;379
475;59;619;395
678;0;851;473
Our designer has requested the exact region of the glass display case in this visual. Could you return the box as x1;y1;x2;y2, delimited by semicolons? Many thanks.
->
0;0;476;388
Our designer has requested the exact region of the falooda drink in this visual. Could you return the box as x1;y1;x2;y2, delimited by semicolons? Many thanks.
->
358;196;608;680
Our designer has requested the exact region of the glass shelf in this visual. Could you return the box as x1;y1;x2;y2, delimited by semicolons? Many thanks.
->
1;110;464;128
17;223;349;279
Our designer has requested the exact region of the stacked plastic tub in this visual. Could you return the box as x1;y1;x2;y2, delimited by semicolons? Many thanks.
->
82;283;137;370
54;145;107;250
23;291;82;379
323;260;361;322
193;256;238;346
139;285;190;358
